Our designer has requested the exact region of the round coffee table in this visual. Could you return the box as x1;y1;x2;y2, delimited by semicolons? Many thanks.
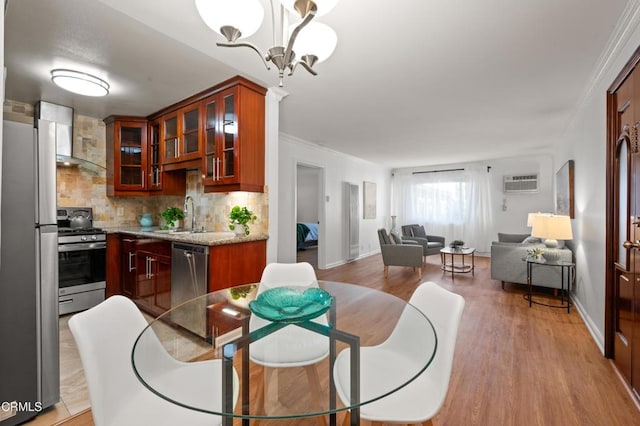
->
440;247;476;279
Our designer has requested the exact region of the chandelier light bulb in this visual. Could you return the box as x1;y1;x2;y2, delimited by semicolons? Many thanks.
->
195;0;264;40
291;22;337;63
50;69;109;97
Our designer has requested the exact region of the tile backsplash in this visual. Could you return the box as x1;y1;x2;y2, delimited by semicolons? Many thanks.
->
6;99;268;234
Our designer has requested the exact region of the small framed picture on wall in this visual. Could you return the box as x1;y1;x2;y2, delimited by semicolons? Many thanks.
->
555;160;574;218
363;181;376;219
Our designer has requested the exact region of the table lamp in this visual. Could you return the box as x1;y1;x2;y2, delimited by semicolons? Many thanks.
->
531;214;573;248
527;212;545;227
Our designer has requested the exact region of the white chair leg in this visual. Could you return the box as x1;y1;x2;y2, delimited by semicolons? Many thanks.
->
304;365;327;426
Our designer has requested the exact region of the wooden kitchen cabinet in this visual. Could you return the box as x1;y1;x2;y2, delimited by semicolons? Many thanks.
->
120;237;138;298
162;104;202;169
201;79;266;193
105;117;148;196
106;233;266;314
208;239;266;292
134;239;172;316
105;116;185;196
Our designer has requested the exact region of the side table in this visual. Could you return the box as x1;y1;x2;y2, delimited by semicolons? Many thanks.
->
525;257;575;313
440;247;475;280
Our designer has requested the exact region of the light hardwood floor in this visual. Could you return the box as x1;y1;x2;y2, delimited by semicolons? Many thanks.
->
32;254;640;425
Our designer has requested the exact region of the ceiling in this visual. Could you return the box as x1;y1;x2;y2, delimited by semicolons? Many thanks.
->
4;0;630;168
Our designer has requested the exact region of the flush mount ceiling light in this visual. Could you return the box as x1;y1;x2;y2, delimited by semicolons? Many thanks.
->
195;0;338;87
50;69;110;97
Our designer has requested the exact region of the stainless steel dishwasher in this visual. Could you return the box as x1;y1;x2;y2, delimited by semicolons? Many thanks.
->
171;242;209;338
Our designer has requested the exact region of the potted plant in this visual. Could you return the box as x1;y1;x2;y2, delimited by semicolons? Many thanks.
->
450;240;465;250
527;247;545;261
159;207;185;230
229;205;257;236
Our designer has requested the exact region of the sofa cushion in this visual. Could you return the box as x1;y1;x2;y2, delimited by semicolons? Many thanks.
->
522;236;542;244
498;233;531;243
411;225;428;239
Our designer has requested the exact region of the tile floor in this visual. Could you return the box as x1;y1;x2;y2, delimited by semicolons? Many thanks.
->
25;315;89;425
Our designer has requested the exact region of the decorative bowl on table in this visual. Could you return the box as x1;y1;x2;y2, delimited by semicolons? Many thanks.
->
249;287;333;323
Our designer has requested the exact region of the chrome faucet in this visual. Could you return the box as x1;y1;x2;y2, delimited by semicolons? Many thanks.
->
183;195;197;232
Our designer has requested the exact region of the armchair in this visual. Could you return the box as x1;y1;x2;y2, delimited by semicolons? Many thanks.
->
378;229;423;279
401;224;446;259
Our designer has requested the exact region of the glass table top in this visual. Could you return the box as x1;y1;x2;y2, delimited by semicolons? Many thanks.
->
440;246;475;254
131;281;437;421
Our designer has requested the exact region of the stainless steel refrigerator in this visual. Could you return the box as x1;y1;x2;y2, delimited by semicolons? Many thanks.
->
0;116;61;424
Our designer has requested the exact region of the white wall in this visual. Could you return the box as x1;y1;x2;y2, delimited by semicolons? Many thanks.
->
278;133;392;268
556;2;640;352
296;165;320;223
489;155;555;238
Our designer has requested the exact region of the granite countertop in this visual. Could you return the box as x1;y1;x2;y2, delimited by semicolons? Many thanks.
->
105;226;268;246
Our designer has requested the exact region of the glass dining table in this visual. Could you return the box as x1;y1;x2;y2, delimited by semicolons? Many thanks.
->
131;281;437;426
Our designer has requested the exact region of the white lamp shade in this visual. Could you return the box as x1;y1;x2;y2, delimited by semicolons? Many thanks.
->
291;22;337;63
195;0;264;39
280;0;338;17
527;212;546;227
531;214;573;241
51;69;109;97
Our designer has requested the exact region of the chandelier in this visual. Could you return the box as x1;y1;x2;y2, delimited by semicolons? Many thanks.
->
195;0;338;87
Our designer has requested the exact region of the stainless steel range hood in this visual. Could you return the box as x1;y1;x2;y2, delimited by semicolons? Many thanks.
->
35;101;104;173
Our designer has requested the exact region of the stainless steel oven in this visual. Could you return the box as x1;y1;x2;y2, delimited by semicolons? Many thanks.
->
57;207;107;315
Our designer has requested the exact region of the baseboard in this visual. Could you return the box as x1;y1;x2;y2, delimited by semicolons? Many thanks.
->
571;294;605;355
324;249;380;270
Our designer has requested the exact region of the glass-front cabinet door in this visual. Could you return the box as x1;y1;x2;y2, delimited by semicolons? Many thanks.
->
117;121;147;191
220;89;238;183
202;97;218;185
163;114;178;163
201;88;239;187
181;107;200;159
148;120;162;190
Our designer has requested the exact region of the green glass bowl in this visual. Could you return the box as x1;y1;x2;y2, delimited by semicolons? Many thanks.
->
249;287;333;323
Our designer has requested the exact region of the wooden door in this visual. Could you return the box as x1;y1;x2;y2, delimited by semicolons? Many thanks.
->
608;55;640;401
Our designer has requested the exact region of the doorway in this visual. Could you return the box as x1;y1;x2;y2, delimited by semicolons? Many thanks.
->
606;45;640;402
295;164;324;269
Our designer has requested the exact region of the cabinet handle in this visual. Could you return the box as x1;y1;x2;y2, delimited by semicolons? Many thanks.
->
141;169;145;189
128;252;135;272
174;138;179;158
216;157;221;181
146;256;151;278
148;257;156;278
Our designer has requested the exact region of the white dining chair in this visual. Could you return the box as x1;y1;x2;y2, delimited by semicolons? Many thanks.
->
333;281;465;426
250;262;329;422
68;295;239;426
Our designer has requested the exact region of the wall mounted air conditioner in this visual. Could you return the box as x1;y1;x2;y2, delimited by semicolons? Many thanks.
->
503;174;538;193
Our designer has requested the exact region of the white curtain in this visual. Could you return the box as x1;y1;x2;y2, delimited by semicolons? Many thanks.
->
392;165;494;252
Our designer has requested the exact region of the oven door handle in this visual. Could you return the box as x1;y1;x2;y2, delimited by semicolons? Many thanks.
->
58;242;107;252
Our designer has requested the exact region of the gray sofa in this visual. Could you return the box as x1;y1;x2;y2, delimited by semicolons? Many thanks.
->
490;233;573;290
